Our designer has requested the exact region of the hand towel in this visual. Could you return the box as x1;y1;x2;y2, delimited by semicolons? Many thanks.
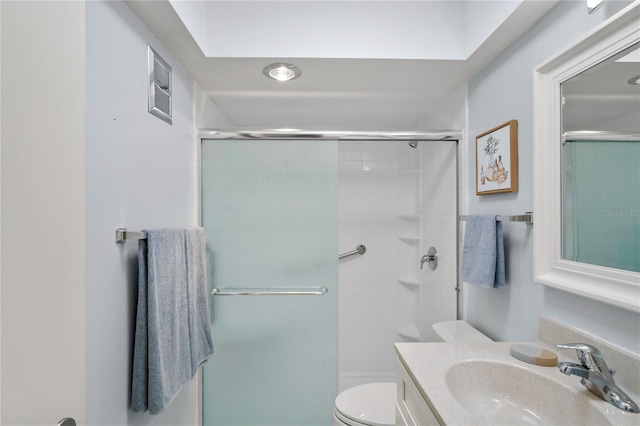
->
461;215;505;289
131;228;214;415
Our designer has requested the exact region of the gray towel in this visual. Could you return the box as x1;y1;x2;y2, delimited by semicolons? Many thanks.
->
131;228;214;415
461;215;505;289
184;228;214;374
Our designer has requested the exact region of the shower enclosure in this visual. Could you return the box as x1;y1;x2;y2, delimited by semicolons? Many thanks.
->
201;139;338;425
337;139;459;391
199;134;459;425
562;135;640;273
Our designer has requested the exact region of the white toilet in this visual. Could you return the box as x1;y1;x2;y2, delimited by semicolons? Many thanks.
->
332;382;396;426
431;320;492;344
331;320;492;426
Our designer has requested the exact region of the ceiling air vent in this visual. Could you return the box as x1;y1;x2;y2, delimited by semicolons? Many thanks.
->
148;46;172;125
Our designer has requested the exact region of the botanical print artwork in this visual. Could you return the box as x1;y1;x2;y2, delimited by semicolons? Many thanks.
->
480;134;508;186
476;120;518;195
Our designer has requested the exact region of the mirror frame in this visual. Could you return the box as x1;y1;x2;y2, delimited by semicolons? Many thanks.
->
533;2;640;313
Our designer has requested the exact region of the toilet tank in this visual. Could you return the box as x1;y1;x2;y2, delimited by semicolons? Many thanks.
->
432;320;493;343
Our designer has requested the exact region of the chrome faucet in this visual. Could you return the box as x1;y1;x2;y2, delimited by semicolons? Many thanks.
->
556;343;640;413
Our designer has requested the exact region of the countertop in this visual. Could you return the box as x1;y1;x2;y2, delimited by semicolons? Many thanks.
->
395;341;640;425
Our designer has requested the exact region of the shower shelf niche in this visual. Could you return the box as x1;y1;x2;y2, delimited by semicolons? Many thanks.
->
397;324;421;341
397;215;420;238
396;143;422;345
397;277;421;287
398;236;420;243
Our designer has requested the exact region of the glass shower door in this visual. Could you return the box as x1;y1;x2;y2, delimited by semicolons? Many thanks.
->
201;139;338;425
562;139;640;272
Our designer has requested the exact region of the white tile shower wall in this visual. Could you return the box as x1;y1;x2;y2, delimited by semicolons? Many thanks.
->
395;144;421;340
420;141;459;341
459;132;469;321
418;84;468;323
338;141;399;391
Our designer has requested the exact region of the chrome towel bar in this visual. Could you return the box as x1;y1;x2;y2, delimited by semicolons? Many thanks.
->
211;287;328;296
458;212;533;224
115;228;147;244
339;244;367;259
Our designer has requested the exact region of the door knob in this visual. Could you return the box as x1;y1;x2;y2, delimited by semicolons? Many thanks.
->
57;418;76;426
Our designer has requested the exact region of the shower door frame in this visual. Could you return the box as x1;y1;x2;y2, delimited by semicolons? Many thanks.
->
194;130;462;425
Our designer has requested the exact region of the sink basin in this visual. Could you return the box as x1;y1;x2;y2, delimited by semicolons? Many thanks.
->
446;360;611;425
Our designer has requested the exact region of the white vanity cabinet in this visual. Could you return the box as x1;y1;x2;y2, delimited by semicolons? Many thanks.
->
395;358;440;426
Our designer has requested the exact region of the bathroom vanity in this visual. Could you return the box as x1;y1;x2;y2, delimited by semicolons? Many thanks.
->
395;354;439;425
394;318;640;425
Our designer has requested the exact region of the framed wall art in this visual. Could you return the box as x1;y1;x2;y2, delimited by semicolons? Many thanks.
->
476;120;518;195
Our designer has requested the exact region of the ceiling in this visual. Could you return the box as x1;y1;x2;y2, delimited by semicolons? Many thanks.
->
127;1;559;130
562;44;640;132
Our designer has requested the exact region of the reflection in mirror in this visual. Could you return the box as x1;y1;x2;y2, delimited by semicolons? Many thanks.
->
534;3;640;312
561;43;640;273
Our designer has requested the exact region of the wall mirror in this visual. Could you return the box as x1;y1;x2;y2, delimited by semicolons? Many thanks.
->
533;2;640;313
561;42;639;273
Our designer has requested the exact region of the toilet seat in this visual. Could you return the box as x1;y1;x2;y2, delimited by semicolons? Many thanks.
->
334;382;396;426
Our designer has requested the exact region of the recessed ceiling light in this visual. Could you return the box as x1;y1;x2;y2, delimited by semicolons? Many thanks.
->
628;74;640;85
262;63;302;82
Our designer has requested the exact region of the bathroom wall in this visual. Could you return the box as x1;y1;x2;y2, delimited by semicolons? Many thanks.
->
85;1;201;424
419;141;458;341
338;139;460;390
418;86;469;321
466;0;640;354
338;141;400;391
1;2;87;423
192;82;234;227
0;2;3;418
202;1;465;59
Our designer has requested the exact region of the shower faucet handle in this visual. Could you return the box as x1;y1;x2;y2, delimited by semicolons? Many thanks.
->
420;247;438;270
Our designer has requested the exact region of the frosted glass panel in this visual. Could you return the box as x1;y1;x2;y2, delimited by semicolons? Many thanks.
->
201;140;338;425
562;140;640;272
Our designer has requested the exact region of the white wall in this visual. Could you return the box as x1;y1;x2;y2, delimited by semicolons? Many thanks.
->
420;141;458;341
169;0;209;54
466;0;640;353
418;86;469;322
85;1;197;424
1;1;87;424
337;139;460;389
170;0;533;61
462;1;522;57
194;81;234;130
204;1;465;59
0;2;4;420
192;81;234;227
338;141;399;391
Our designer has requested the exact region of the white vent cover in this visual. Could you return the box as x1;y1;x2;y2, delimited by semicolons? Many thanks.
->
148;46;172;125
